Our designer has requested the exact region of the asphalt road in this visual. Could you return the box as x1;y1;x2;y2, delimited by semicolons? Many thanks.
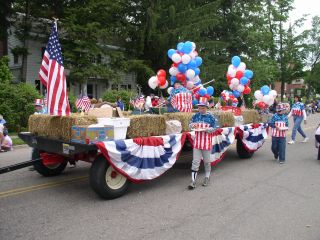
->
0;114;320;240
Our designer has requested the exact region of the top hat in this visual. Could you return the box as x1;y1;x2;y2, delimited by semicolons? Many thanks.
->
197;97;209;107
276;103;286;112
34;99;44;106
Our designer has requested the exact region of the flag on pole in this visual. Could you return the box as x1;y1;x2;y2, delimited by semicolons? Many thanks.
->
76;93;91;112
39;22;70;116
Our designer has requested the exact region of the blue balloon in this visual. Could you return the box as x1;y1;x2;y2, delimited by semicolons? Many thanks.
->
198;88;207;96
177;42;184;52
260;85;270;95
177;63;187;73
170;76;176;82
192;99;199;105
244;70;253;79
182;41;193;54
240;77;249;85
207;86;214;96
233;90;241;98
187;60;197;69
232;56;241;67
167;49;176;58
194;68;200;76
195;56;203;67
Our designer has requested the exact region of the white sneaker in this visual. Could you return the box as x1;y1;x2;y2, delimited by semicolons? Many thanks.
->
288;140;295;144
302;137;309;143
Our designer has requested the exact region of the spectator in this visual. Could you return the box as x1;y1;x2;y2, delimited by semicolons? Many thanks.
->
152;96;160;107
116;96;125;111
1;131;13;152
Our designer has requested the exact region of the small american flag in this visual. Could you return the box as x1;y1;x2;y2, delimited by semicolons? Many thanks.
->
76;94;91;112
38;22;70;116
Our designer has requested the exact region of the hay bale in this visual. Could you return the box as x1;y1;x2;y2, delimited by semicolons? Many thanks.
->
242;109;261;124
209;111;235;127
29;114;97;141
163;112;194;132
127;115;166;138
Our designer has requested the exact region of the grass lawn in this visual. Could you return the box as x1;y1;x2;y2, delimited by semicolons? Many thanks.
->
12;138;25;146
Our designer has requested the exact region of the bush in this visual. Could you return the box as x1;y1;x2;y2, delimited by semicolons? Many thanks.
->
101;89;135;110
0;83;40;132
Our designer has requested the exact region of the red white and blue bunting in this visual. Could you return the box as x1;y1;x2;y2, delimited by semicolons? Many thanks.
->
96;123;268;182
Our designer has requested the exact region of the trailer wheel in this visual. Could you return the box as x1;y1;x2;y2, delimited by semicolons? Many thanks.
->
90;155;129;199
32;149;67;177
236;136;254;159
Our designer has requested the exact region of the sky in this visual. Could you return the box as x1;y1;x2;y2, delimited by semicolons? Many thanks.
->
289;0;320;31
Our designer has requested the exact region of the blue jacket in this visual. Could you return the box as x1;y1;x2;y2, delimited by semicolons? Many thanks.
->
269;113;289;128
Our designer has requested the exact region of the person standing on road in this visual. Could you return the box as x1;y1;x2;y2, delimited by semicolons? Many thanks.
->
269;103;289;164
287;96;308;144
315;124;320;160
188;97;217;189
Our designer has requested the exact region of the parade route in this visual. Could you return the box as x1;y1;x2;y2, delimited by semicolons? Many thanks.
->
0;113;319;240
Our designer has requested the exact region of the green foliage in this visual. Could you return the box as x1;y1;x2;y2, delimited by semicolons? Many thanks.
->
101;89;135;111
0;56;13;84
67;91;77;113
0;83;40;131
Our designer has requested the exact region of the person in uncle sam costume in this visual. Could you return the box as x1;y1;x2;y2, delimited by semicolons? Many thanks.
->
269;103;289;164
287;96;308;144
34;99;47;115
168;80;193;112
188;97;217;189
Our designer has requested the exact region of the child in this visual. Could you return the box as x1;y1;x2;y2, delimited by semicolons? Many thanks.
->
269;103;289;164
315;124;320;160
188;97;217;189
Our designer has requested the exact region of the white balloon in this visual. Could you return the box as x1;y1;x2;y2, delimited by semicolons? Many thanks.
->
229;84;235;90
267;97;275;106
254;90;263;101
148;76;158;90
262;95;271;104
167;87;173;95
159;80;169;89
169;67;178;76
186;69;195;79
186;81;194;89
237;62;246;72
181;54;191;64
191;75;200;83
171;53;181;63
269;90;277;98
228;65;236;77
191;42;196;50
189;51;197;59
231;78;240;86
237;84;245;92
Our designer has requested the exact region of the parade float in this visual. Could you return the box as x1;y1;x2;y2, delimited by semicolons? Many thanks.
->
3;40;278;200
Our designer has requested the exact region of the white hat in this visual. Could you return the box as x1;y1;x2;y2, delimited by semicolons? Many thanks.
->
0;124;4;134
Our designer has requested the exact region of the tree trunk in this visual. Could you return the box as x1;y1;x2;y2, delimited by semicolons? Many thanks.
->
20;0;30;83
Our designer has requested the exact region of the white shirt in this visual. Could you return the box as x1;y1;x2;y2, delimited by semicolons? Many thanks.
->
315;126;320;135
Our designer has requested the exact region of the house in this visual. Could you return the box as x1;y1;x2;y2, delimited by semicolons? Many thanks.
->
274;78;306;98
6;16;137;99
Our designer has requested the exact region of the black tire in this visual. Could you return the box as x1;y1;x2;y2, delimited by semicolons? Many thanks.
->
236;136;254;159
90;155;129;199
32;148;67;177
182;138;193;152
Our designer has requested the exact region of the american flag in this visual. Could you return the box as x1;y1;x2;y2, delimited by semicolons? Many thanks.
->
76;94;91;112
39;22;70;116
171;92;193;112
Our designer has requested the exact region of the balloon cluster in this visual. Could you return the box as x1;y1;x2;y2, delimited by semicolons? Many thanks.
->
226;56;253;98
148;69;169;90
191;86;214;105
254;85;277;109
220;90;238;105
167;41;203;90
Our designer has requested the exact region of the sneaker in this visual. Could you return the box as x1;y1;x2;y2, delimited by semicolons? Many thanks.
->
69;163;76;168
288;140;295;144
302;137;309;143
188;181;196;190
279;161;285;164
202;177;210;187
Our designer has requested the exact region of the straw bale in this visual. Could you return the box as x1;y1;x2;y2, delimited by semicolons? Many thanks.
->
29;114;97;141
127;115;166;138
163;112;194;132
241;109;261;124
209;111;235;127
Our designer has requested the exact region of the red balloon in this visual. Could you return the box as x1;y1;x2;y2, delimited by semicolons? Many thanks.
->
171;63;178;68
157;69;166;78
235;71;244;79
158;76;166;86
204;94;210;99
194;93;200;99
258;102;266;109
176;73;186;81
243;86;251;95
246;80;251;86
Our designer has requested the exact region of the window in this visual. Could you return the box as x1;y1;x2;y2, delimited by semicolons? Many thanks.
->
87;84;93;98
120;84;127;90
35;79;40;92
13;54;18;64
128;84;132;90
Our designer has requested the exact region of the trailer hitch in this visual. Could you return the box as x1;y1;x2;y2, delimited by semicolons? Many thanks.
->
0;158;41;175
